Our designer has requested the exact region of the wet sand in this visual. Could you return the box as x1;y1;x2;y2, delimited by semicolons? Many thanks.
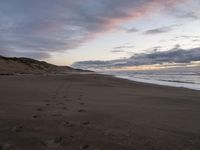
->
0;73;200;150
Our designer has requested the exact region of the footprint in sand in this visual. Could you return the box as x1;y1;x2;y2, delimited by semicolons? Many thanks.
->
61;106;67;110
0;144;11;150
63;121;74;127
82;121;90;125
37;108;43;111
78;109;86;113
42;137;63;148
80;144;90;149
12;125;23;132
32;115;39;119
52;114;62;117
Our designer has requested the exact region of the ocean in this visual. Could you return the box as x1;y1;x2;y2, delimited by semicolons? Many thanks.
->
101;68;200;91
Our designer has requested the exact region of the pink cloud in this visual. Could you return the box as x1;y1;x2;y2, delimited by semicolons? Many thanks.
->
0;0;191;58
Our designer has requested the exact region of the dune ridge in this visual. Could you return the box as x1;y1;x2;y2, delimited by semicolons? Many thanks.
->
0;56;84;75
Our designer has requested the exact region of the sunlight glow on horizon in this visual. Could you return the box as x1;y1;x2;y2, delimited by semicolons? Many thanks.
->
92;61;200;72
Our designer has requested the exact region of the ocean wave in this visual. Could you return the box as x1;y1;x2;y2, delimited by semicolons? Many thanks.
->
114;75;200;91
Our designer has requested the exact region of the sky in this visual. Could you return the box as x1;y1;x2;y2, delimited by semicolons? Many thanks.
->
0;0;200;70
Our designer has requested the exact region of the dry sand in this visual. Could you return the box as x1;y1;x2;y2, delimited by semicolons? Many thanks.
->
0;73;200;150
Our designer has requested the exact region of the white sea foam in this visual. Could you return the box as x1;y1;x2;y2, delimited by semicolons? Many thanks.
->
100;70;200;91
114;75;200;91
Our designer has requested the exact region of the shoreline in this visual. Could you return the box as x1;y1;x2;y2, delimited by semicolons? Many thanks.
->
97;71;200;91
0;73;200;149
113;74;200;91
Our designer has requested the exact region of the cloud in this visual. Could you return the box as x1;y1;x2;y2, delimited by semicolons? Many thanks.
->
177;11;200;20
144;25;175;35
119;27;139;33
72;47;200;70
180;35;200;39
0;49;50;60
111;50;126;53
0;0;189;58
126;27;139;33
193;39;200;42
110;44;136;54
111;45;135;53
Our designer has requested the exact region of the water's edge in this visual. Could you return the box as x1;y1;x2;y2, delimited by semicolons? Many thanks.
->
99;72;200;91
115;75;200;91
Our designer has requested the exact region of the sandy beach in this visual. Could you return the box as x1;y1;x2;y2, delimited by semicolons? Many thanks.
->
0;73;200;150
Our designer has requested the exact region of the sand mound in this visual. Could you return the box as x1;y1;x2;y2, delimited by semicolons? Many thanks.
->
0;56;81;74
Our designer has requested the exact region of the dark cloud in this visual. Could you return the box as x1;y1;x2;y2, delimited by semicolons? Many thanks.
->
144;46;162;53
0;0;188;58
144;26;174;35
72;47;200;70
